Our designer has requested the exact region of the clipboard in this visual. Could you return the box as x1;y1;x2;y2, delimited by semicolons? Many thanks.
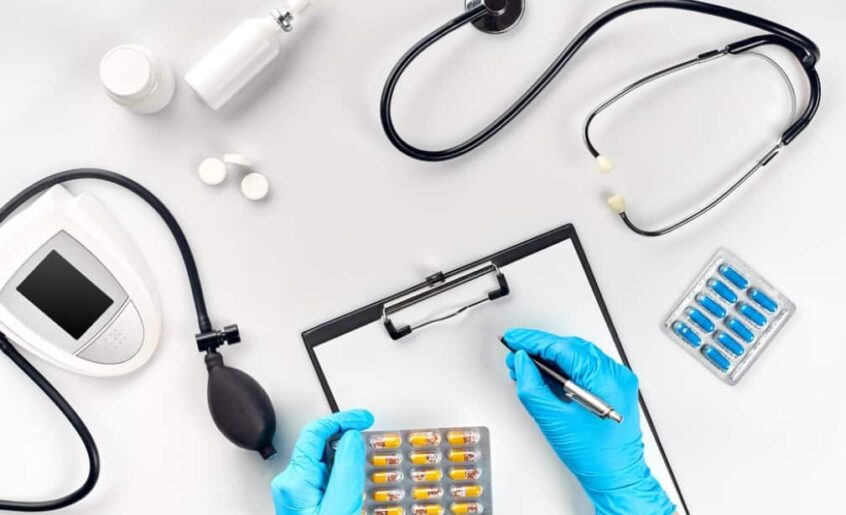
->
302;224;689;514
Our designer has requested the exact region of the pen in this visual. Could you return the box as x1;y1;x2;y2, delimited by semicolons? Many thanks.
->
499;337;623;424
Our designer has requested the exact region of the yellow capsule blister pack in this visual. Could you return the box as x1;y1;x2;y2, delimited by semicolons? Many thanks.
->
331;426;491;515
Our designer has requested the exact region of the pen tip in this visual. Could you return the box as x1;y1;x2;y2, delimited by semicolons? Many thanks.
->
609;411;624;424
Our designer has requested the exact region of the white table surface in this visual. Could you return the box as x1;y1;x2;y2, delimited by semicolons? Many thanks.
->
0;0;842;513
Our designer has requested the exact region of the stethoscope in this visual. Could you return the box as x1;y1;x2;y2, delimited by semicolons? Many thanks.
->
380;0;821;237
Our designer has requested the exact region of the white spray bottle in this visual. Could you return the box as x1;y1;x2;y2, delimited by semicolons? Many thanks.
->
185;0;312;110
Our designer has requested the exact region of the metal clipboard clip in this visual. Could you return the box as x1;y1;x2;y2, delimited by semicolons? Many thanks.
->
382;263;510;340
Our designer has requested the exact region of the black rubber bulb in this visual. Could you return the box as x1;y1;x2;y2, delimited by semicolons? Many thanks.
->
205;352;277;459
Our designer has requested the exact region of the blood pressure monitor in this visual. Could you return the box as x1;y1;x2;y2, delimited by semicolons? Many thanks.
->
0;170;275;512
0;185;160;376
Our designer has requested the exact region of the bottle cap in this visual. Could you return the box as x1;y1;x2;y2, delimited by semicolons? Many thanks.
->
100;45;155;104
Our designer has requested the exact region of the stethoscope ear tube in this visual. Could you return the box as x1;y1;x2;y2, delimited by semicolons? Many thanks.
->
723;35;822;147
586;33;819;237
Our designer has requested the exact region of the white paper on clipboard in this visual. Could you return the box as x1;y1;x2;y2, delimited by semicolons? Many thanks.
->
307;233;686;514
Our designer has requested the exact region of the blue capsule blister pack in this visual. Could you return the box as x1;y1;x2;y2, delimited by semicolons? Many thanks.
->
662;248;795;385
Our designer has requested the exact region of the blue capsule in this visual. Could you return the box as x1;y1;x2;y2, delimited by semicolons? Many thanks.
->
719;264;748;289
696;294;727;318
702;344;731;372
708;279;738;303
687;307;715;333
737;302;766;327
748;288;778;313
673;321;701;348
715;331;744;356
726;317;754;343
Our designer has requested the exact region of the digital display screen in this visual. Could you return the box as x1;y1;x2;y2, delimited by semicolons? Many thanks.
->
17;251;114;339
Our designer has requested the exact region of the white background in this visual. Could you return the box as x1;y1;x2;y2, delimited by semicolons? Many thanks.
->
0;0;842;513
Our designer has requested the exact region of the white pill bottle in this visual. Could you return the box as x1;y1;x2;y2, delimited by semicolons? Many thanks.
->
185;0;312;110
100;45;176;114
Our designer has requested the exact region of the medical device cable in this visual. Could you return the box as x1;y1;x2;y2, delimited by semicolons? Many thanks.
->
381;0;819;162
0;168;276;511
0;335;100;512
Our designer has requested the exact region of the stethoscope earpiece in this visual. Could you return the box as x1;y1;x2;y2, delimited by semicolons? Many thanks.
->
596;155;616;174
607;194;626;216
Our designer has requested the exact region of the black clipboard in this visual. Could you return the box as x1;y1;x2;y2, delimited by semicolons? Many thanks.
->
301;224;689;513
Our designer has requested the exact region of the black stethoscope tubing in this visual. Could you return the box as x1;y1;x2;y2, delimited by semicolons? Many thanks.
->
380;0;820;162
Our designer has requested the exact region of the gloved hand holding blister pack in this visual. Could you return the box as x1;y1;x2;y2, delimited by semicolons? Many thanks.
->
503;328;676;515
272;410;374;515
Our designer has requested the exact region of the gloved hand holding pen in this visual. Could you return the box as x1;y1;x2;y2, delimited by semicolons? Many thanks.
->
503;328;676;515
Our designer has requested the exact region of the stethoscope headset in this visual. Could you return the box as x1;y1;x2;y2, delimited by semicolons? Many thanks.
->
380;0;821;236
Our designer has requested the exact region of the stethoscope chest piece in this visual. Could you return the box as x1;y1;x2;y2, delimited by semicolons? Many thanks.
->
466;0;524;34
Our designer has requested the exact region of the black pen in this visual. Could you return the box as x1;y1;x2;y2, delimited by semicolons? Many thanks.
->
500;337;623;423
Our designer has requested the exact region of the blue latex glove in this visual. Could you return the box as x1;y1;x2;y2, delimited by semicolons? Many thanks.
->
504;328;675;515
271;410;374;515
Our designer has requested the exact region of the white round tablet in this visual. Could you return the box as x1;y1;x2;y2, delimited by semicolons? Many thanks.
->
241;172;270;201
223;153;253;170
198;158;227;186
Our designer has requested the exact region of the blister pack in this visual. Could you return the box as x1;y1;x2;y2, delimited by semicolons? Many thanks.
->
663;248;795;385
330;427;492;515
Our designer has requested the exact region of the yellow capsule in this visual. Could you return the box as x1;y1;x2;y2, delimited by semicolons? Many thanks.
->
370;433;402;449
408;431;442;447
371;453;403;467
448;468;482;481
450;503;483;514
411;486;444;500
373;508;405;515
446;430;480;446
409;451;442;465
447;449;480;463
450;485;483;498
372;489;405;502
410;468;443;482
412;505;445;515
372;470;404;484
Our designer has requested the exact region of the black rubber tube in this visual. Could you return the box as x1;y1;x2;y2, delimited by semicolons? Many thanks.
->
380;0;820;162
0;336;99;512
